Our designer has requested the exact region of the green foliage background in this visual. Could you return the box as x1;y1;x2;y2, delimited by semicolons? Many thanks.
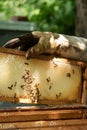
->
0;0;75;35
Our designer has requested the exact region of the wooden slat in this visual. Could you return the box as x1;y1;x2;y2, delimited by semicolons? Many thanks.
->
0;47;25;56
0;119;87;130
0;108;87;123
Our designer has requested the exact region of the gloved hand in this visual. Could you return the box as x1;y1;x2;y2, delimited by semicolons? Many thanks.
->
3;31;87;62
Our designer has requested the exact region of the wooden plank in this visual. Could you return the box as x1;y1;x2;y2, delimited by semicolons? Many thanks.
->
0;47;25;56
0;108;86;123
0;119;87;129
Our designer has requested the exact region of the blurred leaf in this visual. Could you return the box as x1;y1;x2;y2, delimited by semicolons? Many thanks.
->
0;0;75;35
